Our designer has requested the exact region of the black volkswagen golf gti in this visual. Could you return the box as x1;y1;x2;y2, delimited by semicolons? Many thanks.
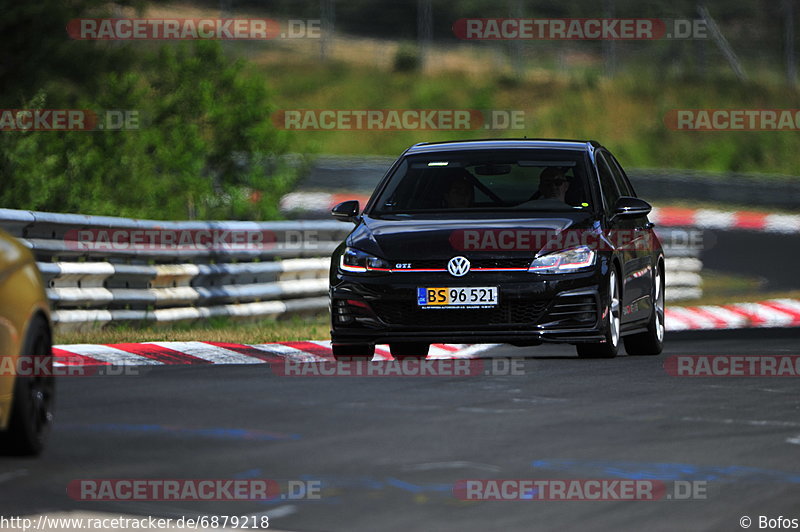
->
329;139;665;360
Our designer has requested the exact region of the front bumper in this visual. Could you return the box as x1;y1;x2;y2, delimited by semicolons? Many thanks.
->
330;268;609;345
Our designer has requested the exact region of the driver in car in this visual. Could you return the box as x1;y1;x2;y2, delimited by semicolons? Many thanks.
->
536;166;571;207
442;174;475;208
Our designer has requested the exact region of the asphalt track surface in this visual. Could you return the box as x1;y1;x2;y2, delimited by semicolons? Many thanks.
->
2;330;800;532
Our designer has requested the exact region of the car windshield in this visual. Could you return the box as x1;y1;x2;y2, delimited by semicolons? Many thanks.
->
370;149;593;215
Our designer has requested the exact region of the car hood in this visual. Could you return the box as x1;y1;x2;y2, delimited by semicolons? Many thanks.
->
349;214;598;260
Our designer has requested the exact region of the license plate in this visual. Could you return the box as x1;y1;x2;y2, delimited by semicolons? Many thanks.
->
417;287;498;307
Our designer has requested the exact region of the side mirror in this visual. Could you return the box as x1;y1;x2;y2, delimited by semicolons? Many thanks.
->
613;196;652;218
331;200;360;222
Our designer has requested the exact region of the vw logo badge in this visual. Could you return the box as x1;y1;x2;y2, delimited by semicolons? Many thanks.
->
447;256;471;277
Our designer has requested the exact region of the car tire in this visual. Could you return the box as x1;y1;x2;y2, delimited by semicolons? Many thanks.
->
331;343;375;361
390;343;430;360
624;262;665;356
576;267;621;359
0;316;55;456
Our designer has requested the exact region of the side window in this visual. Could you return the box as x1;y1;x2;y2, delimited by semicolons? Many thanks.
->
606;152;635;197
596;153;620;214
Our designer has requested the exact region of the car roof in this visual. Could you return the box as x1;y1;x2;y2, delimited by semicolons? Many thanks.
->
405;138;602;155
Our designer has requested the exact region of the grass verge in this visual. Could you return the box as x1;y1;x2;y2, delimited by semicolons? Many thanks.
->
55;315;330;346
676;270;800;306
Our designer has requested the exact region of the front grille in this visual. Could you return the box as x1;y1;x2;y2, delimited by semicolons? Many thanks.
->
472;258;531;269
405;258;531;270
370;299;549;328
539;293;598;328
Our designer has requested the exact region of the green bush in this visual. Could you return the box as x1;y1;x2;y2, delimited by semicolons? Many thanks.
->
0;41;298;220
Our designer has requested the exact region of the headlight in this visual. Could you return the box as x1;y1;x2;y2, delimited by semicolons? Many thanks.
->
528;246;596;274
339;247;392;273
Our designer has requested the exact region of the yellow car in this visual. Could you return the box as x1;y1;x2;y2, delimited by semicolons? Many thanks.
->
0;228;54;455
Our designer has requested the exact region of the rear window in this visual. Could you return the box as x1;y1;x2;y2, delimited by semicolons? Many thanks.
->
370;149;592;215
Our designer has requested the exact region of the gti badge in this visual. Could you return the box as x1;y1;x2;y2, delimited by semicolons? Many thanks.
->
447;256;471;277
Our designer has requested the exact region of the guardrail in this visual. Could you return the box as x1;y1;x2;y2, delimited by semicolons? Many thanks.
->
0;208;700;332
652;228;703;301
0;208;351;332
